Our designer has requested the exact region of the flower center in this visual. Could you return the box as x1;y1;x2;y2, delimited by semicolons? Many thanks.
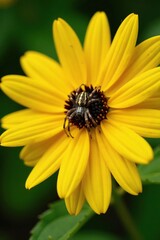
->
63;85;109;137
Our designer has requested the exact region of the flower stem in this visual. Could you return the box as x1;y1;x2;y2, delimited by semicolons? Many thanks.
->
112;187;143;240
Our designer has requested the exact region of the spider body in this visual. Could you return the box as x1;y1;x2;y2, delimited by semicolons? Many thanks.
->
63;85;109;137
76;91;88;106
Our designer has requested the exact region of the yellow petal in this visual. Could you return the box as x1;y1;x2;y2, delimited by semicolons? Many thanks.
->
24;159;38;167
82;132;111;214
65;183;85;215
1;75;64;113
20;138;53;166
84;11;111;85
25;132;68;189
138;97;160;109
20;51;71;94
1;109;41;129
108;36;160;94
121;36;160;81
136;90;160;109
108;109;160;138
108;68;160;108
1;114;63;146
136;89;160;110
96;131;142;194
57;128;89;198
53;18;87;87
99;14;138;91
101;120;153;164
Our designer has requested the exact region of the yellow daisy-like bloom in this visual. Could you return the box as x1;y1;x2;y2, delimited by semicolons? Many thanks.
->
1;12;160;215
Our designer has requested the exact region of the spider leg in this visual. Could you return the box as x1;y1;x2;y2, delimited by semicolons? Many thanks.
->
88;86;101;101
86;109;97;127
63;117;70;137
75;84;85;96
84;111;91;130
67;120;74;138
79;84;86;90
63;117;74;138
66;108;76;116
67;110;78;138
87;98;100;106
63;108;76;138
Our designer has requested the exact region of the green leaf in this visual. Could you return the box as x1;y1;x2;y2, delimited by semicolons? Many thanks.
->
30;200;94;240
138;146;160;184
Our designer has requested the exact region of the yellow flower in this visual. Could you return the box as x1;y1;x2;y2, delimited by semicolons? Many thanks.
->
1;12;160;215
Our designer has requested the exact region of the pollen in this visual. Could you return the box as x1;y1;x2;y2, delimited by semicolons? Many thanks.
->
63;85;109;136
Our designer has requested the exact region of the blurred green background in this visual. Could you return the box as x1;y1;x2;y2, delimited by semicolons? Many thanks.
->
0;0;160;239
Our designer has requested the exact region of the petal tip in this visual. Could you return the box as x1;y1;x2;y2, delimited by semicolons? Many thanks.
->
25;175;36;190
25;181;31;190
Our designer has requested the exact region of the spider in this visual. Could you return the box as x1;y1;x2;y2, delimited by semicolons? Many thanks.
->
63;85;108;138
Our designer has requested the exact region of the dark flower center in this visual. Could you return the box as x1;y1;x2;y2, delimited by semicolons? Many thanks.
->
63;85;109;137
